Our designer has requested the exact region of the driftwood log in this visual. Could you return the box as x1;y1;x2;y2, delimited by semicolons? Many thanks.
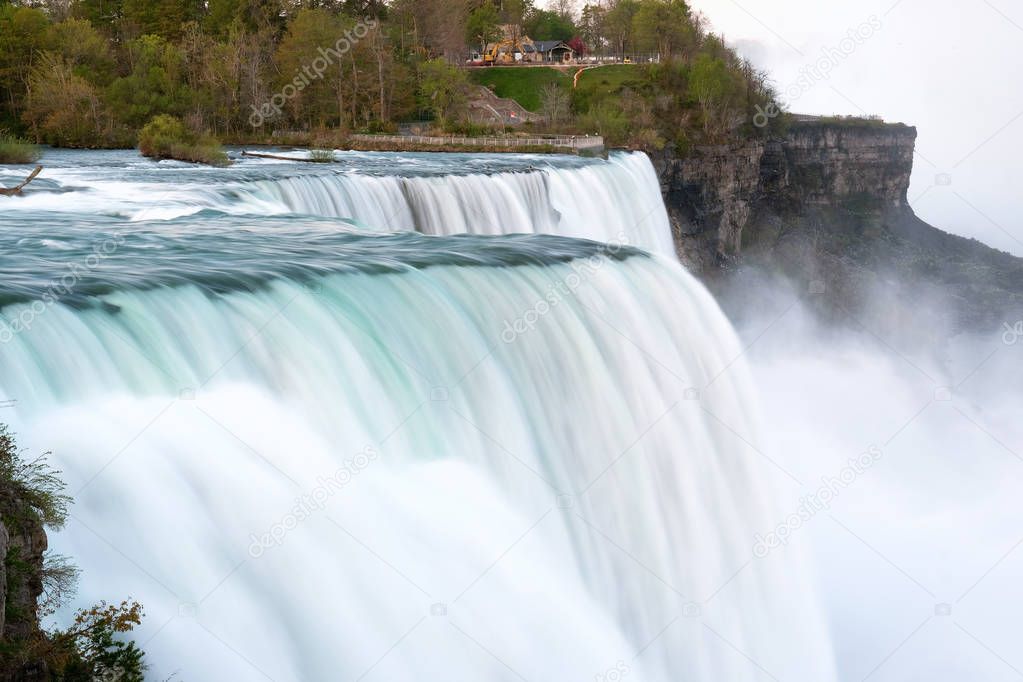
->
240;150;333;163
0;165;42;196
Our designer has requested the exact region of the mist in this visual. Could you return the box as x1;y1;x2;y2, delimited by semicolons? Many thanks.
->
715;266;1023;680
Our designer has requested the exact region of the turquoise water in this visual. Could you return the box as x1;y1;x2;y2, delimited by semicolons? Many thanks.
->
0;149;836;681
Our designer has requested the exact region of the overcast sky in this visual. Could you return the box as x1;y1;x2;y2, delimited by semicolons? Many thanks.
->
548;0;1023;256
690;0;1023;256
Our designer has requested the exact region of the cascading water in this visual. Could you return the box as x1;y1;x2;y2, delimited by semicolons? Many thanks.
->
2;150;675;256
0;151;835;680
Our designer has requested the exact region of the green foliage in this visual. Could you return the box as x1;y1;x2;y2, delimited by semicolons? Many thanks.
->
577;100;630;142
442;121;504;136
138;114;230;165
690;54;732;104
47;17;116;84
0;4;50;131
468;67;570;112
309;148;335;162
524;9;576;42
273;8;348;128
24;52;131;148
0;424;70;531
50;600;147;681
72;0;125;34
0;426;147;681
0;131;39;163
633;0;695;58
603;0;640;54
122;0;203;40
811;115;900;129
466;2;500;51
0;0;786;151
106;34;192;128
418;58;471;124
570;65;644;118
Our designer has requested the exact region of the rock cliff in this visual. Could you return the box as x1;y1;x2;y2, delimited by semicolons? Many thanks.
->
654;120;1023;336
653;121;917;269
0;490;48;681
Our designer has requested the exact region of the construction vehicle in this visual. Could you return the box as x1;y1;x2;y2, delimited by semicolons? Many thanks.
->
483;36;536;65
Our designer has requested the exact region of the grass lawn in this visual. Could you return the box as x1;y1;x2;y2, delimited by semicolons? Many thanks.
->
573;65;645;98
469;67;572;112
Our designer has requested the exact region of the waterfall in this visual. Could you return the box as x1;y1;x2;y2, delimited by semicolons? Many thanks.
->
3;151;675;257
0;151;835;681
234;152;676;255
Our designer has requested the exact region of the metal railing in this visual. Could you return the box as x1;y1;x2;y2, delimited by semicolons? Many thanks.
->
349;134;605;151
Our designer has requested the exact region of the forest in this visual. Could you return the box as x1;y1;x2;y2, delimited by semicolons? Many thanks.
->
0;0;783;150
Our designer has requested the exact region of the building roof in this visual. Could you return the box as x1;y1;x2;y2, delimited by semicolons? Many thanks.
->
533;40;574;54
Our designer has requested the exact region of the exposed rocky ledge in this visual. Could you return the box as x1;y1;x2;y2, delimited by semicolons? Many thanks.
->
0;483;49;681
652;121;918;270
654;121;1023;337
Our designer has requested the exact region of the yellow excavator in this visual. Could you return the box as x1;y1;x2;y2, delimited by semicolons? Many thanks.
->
483;36;536;65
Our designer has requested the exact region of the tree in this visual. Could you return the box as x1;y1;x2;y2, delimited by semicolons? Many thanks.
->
633;0;695;59
205;0;287;38
0;425;147;681
273;8;348;128
551;0;576;20
524;8;576;41
603;0;637;57
418;57;469;126
121;0;203;40
23;52;108;146
539;81;569;124
47;600;147;681
690;52;742;139
499;0;533;26
0;5;49;130
466;2;500;53
391;0;472;60
106;34;193;128
577;3;605;53
71;0;125;34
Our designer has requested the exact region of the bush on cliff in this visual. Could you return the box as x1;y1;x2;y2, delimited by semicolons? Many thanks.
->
0;425;146;681
0;425;69;532
138;115;230;167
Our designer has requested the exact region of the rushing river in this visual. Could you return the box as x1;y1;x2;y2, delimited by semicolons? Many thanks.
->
0;150;836;680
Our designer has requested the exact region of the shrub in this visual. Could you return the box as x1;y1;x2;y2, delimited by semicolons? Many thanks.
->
138;114;230;166
442;121;504;136
0;426;147;680
308;149;335;163
0;132;40;164
0;424;70;531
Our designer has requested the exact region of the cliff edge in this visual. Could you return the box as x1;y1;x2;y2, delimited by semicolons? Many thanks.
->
654;120;1023;336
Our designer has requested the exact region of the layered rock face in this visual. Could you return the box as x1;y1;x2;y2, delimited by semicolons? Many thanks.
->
774;124;916;209
653;122;917;270
0;495;48;681
655;121;1023;336
0;515;46;642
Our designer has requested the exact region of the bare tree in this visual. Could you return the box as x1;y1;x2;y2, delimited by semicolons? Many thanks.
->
540;82;570;125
